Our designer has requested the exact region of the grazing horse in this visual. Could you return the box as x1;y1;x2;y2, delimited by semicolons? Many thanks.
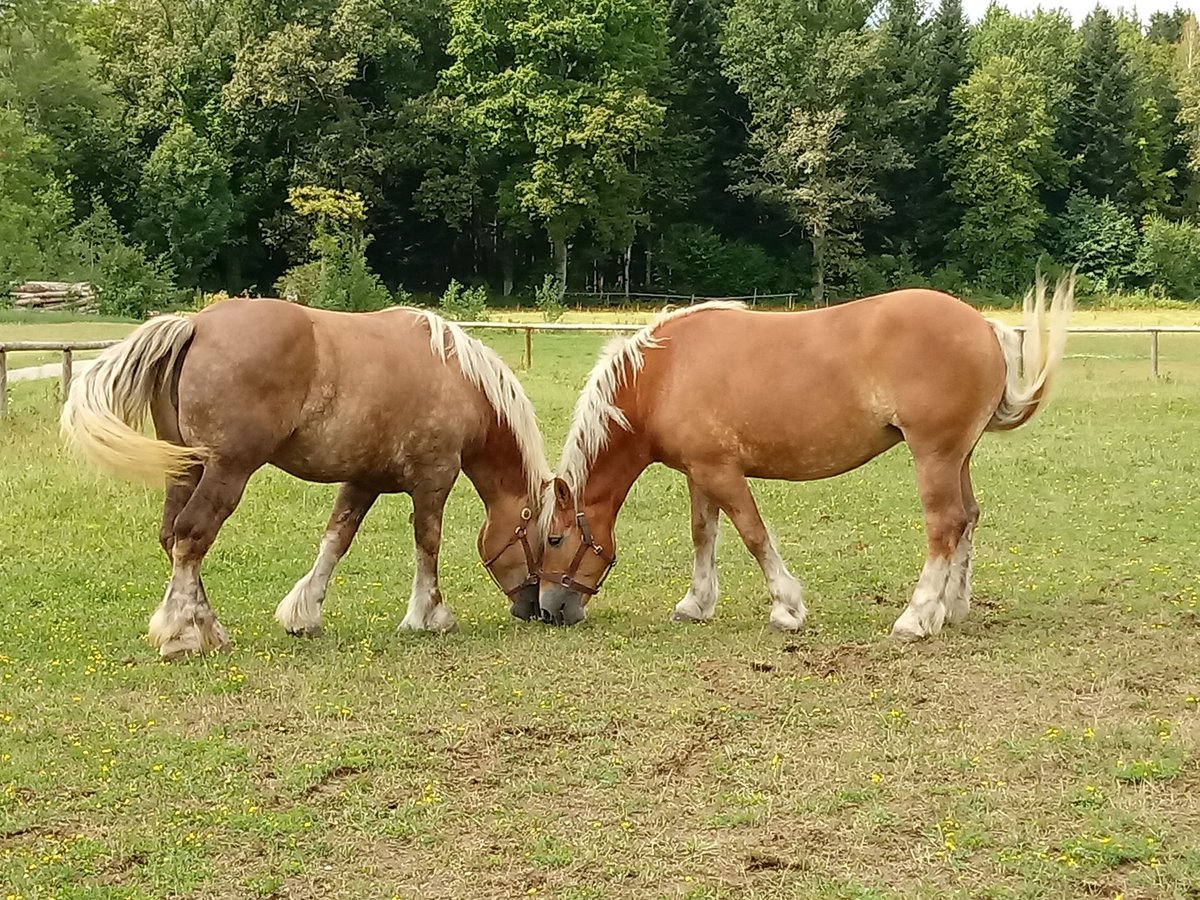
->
538;276;1073;638
61;299;550;659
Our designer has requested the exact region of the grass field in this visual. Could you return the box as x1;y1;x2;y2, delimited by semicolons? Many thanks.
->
2;315;1200;899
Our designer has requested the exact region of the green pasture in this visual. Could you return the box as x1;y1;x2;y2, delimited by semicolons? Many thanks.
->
1;318;1199;898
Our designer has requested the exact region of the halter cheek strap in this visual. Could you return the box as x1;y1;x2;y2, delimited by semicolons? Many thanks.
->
482;507;539;597
542;510;617;596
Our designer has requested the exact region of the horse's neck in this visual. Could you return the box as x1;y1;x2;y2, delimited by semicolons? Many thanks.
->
462;421;529;510
581;422;651;519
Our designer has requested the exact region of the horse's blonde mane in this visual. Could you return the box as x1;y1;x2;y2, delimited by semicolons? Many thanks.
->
553;300;746;502
406;308;552;528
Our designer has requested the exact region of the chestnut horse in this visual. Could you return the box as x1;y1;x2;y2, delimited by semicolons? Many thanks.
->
62;299;550;659
538;276;1073;638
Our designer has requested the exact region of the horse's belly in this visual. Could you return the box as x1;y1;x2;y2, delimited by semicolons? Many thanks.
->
741;427;902;481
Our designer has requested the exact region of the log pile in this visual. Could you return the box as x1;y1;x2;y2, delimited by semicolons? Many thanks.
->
8;281;97;312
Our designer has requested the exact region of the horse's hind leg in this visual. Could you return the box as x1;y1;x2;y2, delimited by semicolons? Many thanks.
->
671;478;721;623
397;484;457;634
276;482;379;637
689;466;807;631
943;456;980;626
148;461;252;660
892;451;970;641
159;465;202;558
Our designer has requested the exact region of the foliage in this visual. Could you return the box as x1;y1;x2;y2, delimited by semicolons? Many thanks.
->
137;122;236;286
948;56;1057;292
70;202;179;317
1064;10;1139;211
724;0;907;303
534;275;567;323
1139;215;1200;298
438;278;489;321
1;0;1200;302
657;225;801;296
1058;193;1141;291
0;109;73;287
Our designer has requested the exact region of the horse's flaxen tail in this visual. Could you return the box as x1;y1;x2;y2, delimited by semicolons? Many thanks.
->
60;315;206;483
985;272;1075;432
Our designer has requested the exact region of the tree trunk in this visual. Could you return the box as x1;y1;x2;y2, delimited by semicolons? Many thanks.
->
553;235;568;296
501;231;514;297
811;232;826;306
624;241;633;297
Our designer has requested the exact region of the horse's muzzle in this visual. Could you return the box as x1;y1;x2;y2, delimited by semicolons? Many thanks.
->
509;584;540;621
538;584;587;626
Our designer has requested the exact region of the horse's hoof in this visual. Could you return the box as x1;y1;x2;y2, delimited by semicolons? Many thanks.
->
890;624;927;642
285;624;324;638
670;609;707;624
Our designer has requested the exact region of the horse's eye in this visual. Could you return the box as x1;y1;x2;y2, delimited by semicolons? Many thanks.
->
548;534;563;548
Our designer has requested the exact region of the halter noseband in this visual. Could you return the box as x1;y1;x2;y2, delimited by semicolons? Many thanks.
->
541;510;617;596
482;507;539;597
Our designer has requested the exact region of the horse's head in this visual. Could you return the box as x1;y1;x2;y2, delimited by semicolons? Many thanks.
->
479;497;542;621
537;477;617;626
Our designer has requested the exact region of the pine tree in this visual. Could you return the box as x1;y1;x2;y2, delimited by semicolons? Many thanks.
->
913;0;969;269
1064;8;1139;209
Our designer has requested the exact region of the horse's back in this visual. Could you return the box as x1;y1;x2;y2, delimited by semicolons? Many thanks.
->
638;291;1007;479
176;300;485;485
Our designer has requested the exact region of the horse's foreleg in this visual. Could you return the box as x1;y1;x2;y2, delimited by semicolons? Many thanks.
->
689;467;807;631
276;482;379;637
148;461;252;660
892;453;970;641
671;478;721;623
398;485;457;634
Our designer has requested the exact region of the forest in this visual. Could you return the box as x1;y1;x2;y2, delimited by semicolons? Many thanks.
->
3;0;1200;314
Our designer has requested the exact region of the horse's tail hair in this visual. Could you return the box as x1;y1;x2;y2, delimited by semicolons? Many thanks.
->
61;315;207;483
986;271;1074;432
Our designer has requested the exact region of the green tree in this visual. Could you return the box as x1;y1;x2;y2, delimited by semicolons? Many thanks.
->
948;56;1057;290
137;122;236;286
722;0;906;301
0;109;74;285
438;0;668;292
910;0;971;268
1063;9;1139;209
1057;192;1140;290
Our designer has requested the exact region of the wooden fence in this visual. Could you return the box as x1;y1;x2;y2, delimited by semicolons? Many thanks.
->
2;325;1198;418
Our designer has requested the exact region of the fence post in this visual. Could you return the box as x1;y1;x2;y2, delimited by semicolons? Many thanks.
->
1150;330;1160;378
0;349;7;418
523;328;532;370
1017;329;1025;379
61;348;73;401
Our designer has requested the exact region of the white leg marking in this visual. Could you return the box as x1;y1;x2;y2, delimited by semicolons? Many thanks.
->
672;511;720;623
892;556;951;641
398;549;457;634
943;524;974;626
763;537;807;632
148;555;229;660
276;533;341;637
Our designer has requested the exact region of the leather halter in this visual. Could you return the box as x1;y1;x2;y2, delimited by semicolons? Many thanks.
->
541;510;617;596
482;507;539;597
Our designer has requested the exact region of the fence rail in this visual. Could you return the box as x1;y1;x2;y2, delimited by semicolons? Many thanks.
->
2;324;1198;417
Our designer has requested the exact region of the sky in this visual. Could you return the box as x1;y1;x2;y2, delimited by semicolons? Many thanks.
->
960;0;1195;23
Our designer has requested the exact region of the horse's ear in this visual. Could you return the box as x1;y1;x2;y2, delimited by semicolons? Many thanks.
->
553;477;572;511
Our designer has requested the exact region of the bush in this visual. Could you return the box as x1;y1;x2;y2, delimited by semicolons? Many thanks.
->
657;225;801;296
534;274;566;322
1139;216;1200;300
276;233;393;312
1058;193;1140;291
438;279;489;321
70;203;179;317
